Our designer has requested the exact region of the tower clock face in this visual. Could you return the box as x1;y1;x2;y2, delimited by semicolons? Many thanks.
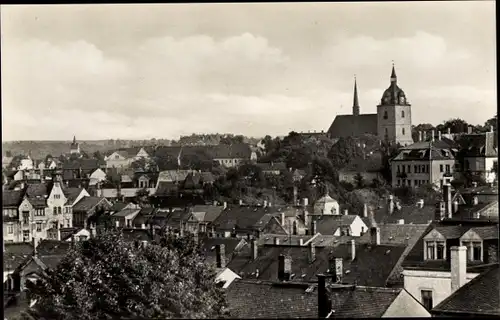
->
399;97;405;104
384;97;389;104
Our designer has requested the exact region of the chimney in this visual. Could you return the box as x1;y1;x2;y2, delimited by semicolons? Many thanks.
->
350;239;356;261
450;246;467;293
251;239;258;260
418;131;422;142
363;203;368;217
223;202;227;210
453;200;459;213
213;200;218;206
57;227;61;241
317;274;332;318
278;255;292;281
438;131;442;140
308;242;316;263
274;237;280;245
431;130;435;142
215;244;226;268
280;212;285;226
299;238;304;246
293;186;298;206
443;184;452;217
263;200;268;208
141;223;146;229
387;195;395;215
447;127;451;135
343;209;348;216
472;196;479;206
370;227;380;245
435;201;446;221
303;209;309;227
311;220;317;235
467;126;472;134
239;199;243;206
303;198;309;206
398;219;405;225
115;220;120;228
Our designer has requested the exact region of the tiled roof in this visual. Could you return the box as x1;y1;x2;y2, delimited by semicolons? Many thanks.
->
258;234;343;247
392;142;457;161
72;196;108;212
157;170;191;182
112;208;141;218
62;187;84;205
190;205;224;222
226;280;318;318
28;198;47;208
25;182;49;198
3;190;25;207
468;225;498;240
433;225;468;239
228;242;406;287
211;143;253;159
212;206;280;231
63;159;101;170
200;237;246;265
36;240;71;256
327;285;403;318
373;204;436;225
155;181;178;196
4;243;33;271
311;215;358;235
432;264;499;316
110;201;128;212
327;114;378;139
450;201;498;222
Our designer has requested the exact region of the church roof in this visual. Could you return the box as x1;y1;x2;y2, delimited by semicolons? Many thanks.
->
327;114;378;139
380;65;410;106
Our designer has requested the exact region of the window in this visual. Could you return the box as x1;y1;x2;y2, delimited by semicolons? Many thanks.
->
415;180;419;186
35;209;45;216
402;128;405;135
462;241;482;261
425;240;446;260
401;110;405;118
414;165;418;173
23;211;29;224
397;165;400;173
445;164;450;173
421;290;433;310
23;231;30;242
440;164;444;173
407;165;411;173
66;219;70;228
36;223;42;232
383;111;388;119
426;165;430;173
54;194;60;199
8;225;13;234
397;179;401;186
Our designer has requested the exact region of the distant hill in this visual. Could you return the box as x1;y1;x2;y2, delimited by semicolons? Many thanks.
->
2;139;171;159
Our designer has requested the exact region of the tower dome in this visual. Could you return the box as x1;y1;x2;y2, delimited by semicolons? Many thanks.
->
380;64;410;106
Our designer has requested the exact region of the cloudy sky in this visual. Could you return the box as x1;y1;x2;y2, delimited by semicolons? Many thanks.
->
1;2;496;141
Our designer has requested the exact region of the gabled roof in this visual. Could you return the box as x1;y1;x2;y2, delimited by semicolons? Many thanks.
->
72;196;108;212
62;187;85;205
25;182;49;198
109;201;129;212
212;206;280;231
455;132;497;157
463;226;499;240
392;142;457;161
211;143;253;159
226;280;318;318
3;190;25;207
157;170;191;182
432;264;499;316
28;198;47;208
155;181;178;196
112;208;141;218
190;205;224;222
327;114;378;139
311;215;360;235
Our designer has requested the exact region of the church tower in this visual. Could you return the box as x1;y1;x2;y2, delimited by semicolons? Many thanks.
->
353;76;360;116
70;136;80;155
376;63;413;146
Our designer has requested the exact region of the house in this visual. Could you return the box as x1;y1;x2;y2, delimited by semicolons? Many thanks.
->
225;278;430;318
311;214;369;237
3;190;26;243
401;220;499;310
431;264;499;317
255;162;287;176
312;194;340;216
110;208;142;228
390;135;459;188
104;147;153;169
228;232;407;287
276;206;308;236
211;205;287;238
89;168;107;186
131;207;156;228
185;204;225;233
211;143;257;168
455;129;498;183
72;196;112;229
3;242;33;292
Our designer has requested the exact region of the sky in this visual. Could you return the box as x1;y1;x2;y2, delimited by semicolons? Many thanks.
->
1;2;496;141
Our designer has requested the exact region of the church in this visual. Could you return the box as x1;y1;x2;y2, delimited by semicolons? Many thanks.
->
327;64;414;146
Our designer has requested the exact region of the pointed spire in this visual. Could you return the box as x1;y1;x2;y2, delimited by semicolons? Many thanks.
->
353;75;360;116
73;136;76;144
390;61;397;83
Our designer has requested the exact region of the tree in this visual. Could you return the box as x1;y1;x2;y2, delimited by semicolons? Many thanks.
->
328;137;364;170
136;188;150;206
437;118;469;134
353;173;365;189
412;123;435;142
22;230;228;320
93;151;105;161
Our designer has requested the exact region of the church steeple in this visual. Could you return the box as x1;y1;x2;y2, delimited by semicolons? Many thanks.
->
390;61;397;83
353;75;360;116
73;136;76;144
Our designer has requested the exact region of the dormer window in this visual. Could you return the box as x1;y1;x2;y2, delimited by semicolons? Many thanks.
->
460;241;482;261
425;240;445;260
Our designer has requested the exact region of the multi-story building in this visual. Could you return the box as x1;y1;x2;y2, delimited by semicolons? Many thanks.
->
390;134;458;188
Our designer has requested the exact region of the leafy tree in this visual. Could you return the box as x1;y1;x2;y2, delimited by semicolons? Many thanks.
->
437;118;469;134
131;157;157;171
22;230;228;320
93;151;105;161
44;154;54;162
411;123;435;142
353;173;365;189
328;137;364;170
136;188;150;206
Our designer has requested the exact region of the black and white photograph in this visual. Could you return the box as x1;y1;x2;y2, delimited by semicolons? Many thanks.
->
2;2;498;319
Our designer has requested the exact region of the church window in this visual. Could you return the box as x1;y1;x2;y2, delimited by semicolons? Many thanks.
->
402;128;405;135
383;111;388;119
401;110;405;118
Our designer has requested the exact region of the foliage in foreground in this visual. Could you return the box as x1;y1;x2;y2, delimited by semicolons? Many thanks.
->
20;230;228;320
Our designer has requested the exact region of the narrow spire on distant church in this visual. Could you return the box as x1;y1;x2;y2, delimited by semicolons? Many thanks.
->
73;136;76;144
390;61;397;83
353;75;360;116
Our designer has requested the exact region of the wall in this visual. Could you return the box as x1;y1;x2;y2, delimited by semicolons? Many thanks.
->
382;290;431;317
391;159;456;188
3;221;22;242
350;216;368;237
402;269;479;309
